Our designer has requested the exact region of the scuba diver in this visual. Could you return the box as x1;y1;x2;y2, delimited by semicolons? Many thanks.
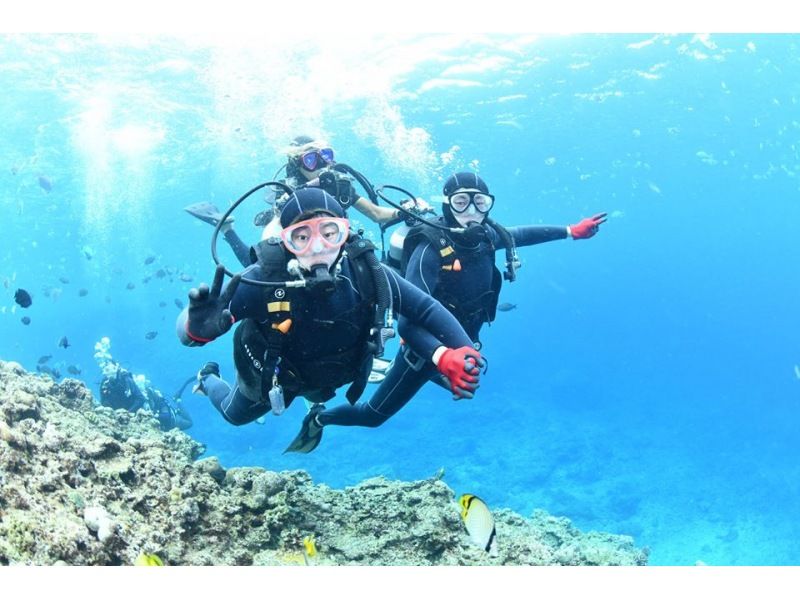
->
301;172;607;451
95;337;193;432
176;187;485;453
184;135;425;268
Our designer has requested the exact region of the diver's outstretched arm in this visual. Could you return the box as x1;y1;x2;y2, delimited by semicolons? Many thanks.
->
503;212;607;248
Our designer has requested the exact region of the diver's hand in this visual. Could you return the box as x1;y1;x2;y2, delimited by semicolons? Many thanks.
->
436;346;486;400
342;179;359;205
568;213;607;239
185;264;241;343
396;197;435;226
401;197;434;213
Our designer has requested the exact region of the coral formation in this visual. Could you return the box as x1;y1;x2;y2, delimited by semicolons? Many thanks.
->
0;360;648;565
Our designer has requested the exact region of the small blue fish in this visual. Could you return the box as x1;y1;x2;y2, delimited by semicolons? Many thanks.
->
37;364;61;379
38;175;52;192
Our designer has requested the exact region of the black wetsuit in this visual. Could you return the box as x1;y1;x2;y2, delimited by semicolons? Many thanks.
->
100;369;146;412
100;370;192;431
318;221;569;429
223;229;253;268
181;257;472;426
152;389;193;431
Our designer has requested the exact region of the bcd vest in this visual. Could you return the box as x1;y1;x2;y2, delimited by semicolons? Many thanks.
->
397;217;505;336
234;234;388;409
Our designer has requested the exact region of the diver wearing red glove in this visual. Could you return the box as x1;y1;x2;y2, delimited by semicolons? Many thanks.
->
310;172;603;445
567;213;608;240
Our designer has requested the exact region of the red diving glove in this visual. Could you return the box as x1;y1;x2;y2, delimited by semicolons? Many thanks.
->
569;213;607;239
436;346;486;400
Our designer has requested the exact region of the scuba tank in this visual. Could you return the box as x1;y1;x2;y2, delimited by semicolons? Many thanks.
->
385;212;441;272
388;223;412;271
375;184;444;268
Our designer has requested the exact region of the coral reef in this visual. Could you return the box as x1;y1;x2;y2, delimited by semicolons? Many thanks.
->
0;360;648;565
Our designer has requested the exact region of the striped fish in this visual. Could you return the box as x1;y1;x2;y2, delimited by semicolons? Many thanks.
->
459;494;498;556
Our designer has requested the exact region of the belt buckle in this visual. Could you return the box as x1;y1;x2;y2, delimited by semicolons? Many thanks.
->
402;346;426;372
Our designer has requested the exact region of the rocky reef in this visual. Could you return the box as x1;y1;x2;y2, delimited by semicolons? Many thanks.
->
0;360;648;565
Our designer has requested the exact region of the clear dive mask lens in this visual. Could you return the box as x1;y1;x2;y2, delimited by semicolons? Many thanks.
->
280;217;349;256
447;190;494;214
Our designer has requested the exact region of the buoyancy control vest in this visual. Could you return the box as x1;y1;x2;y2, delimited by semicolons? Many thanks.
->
389;216;509;337
234;233;392;412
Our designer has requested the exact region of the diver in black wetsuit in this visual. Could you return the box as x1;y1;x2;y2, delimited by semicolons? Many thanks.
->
184;135;418;268
176;187;484;453
313;172;606;442
100;368;193;432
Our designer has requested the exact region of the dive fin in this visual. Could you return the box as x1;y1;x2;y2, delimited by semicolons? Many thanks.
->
368;371;386;384
284;405;325;454
371;357;392;373
184;202;234;227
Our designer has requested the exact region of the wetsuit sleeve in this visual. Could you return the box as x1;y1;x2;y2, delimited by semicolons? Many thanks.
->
394;241;456;359
490;224;569;248
403;240;441;297
383;265;472;362
224;229;255;267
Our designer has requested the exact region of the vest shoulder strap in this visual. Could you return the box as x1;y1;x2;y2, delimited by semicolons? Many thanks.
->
401;217;456;274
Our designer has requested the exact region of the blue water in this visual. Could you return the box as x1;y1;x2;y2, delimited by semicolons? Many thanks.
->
2;33;799;566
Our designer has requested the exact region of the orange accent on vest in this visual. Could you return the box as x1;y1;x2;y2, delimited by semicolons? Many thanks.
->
272;318;293;334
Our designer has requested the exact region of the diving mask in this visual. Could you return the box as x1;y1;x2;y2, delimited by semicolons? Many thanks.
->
299;148;335;171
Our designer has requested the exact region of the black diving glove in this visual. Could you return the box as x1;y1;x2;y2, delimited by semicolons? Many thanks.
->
185;264;241;343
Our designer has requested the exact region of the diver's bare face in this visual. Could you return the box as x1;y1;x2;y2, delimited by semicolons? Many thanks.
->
300;164;324;181
297;246;340;271
453;208;486;228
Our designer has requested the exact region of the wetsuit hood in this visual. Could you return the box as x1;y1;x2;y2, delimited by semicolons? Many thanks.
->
279;188;346;228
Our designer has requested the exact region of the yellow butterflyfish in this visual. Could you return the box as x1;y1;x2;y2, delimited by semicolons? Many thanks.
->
134;553;164;566
458;494;498;556
303;535;317;558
